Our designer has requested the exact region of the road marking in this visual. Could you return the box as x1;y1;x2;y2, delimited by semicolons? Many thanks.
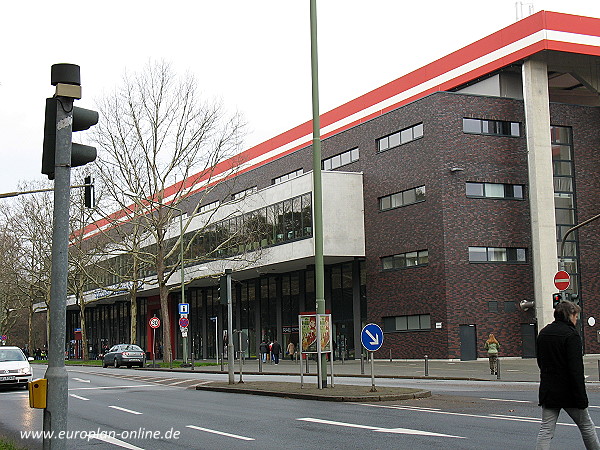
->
356;403;600;429
481;398;533;403
297;418;464;438
186;425;254;441
389;405;441;411
108;406;143;415
69;394;90;401
69;385;156;391
167;379;193;385
73;377;91;383
93;433;144;450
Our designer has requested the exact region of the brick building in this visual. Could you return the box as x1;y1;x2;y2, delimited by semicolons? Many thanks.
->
67;11;600;360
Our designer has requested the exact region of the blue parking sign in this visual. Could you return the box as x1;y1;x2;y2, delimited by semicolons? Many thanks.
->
361;323;383;352
178;303;189;315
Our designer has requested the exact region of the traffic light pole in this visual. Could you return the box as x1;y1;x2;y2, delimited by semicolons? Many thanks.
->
43;95;73;450
226;269;234;384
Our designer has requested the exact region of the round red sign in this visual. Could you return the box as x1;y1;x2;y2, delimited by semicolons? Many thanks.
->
554;270;570;291
179;317;189;328
149;317;161;329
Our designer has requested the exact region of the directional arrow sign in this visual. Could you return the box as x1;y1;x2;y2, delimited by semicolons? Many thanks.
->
361;323;384;352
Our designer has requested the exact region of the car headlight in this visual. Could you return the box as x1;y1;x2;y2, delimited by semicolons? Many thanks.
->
18;367;31;375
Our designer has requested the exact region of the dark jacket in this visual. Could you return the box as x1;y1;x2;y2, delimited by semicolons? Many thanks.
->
271;341;281;355
537;318;588;409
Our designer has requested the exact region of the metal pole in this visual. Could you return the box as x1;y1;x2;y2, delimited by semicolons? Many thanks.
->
310;0;326;390
369;352;377;392
226;270;235;384
424;355;429;376
238;331;244;384
496;358;501;380
190;339;194;371
360;350;365;375
180;213;187;365
152;328;156;368
43;94;73;450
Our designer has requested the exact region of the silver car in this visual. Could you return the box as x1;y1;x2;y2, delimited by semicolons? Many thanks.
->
0;346;33;389
102;344;146;368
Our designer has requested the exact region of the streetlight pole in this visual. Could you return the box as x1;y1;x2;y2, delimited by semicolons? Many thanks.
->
310;0;327;389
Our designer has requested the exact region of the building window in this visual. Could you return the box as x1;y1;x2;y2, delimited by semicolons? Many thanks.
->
323;148;359;171
463;118;520;137
272;169;304;185
232;186;258;200
488;301;498;312
377;123;423;152
381;249;428;270
466;182;524;199
468;246;526;263
379;186;425;211
384;314;431;332
198;200;219;214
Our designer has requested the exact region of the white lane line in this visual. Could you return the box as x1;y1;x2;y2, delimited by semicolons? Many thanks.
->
186;425;254;441
93;433;144;450
356;403;600;429
69;394;90;401
72;377;91;383
167;379;193;385
69;385;156;391
108;406;143;415
297;418;464;439
481;398;533;403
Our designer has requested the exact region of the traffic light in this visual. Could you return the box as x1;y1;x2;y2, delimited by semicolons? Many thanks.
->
84;176;94;208
552;293;562;308
42;64;98;179
219;274;228;305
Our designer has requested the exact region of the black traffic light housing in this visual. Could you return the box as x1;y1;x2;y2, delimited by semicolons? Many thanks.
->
42;64;98;179
84;176;94;208
552;292;562;308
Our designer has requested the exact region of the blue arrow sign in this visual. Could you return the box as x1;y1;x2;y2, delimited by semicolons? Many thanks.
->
361;323;383;352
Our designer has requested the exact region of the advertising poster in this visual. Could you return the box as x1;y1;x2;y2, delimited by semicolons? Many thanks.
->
300;315;317;353
319;314;331;352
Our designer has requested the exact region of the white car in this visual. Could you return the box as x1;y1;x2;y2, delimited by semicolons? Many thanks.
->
0;346;33;389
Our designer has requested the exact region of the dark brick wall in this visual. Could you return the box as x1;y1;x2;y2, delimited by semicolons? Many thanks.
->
181;91;600;360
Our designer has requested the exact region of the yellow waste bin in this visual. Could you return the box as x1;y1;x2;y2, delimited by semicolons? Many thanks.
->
28;378;47;409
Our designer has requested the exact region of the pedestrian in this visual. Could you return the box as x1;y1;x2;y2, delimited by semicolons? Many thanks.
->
287;341;295;361
484;333;500;375
271;339;281;365
535;301;600;449
259;340;268;363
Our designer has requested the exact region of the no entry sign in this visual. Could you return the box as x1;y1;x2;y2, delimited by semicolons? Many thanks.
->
554;270;570;291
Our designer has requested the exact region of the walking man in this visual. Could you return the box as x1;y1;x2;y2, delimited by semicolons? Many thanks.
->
536;301;600;449
271;339;281;365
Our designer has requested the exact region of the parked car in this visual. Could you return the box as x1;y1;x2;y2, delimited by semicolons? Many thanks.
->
0;346;34;389
102;344;146;368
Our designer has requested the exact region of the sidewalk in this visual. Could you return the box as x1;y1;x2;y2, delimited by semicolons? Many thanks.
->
149;355;600;383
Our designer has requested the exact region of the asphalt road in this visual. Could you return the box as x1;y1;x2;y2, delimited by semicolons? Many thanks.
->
2;365;600;449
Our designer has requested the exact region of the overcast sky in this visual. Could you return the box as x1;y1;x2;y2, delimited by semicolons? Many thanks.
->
1;0;599;194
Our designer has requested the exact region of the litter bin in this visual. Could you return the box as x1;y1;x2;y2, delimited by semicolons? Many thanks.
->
146;352;151;361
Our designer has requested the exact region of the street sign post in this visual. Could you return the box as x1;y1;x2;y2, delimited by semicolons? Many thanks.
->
361;324;384;392
554;270;571;291
178;303;189;315
149;317;160;368
179;317;189;328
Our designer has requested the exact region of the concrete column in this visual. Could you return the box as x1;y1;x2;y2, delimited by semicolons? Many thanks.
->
352;259;362;359
522;56;557;330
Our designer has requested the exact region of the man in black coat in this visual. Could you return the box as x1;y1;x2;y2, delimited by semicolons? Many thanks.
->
536;301;600;449
271;340;281;365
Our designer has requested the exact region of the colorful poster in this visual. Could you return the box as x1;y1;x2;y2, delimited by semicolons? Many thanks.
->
300;315;317;352
320;314;331;352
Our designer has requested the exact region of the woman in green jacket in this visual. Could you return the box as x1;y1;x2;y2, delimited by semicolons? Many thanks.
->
484;334;500;375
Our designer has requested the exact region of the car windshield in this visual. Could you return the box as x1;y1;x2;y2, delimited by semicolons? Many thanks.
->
121;345;143;352
0;349;26;362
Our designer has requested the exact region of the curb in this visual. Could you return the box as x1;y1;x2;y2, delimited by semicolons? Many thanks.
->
194;384;431;402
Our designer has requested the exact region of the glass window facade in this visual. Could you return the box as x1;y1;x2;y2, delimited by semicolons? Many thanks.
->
383;314;431;332
379;186;426;211
377;123;424;152
273;169;304;185
463;118;520;137
468;246;526;263
323;148;359;171
466;182;524;199
381;249;428;270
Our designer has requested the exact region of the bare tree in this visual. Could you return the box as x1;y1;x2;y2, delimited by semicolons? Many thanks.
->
1;182;53;350
92;61;245;364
